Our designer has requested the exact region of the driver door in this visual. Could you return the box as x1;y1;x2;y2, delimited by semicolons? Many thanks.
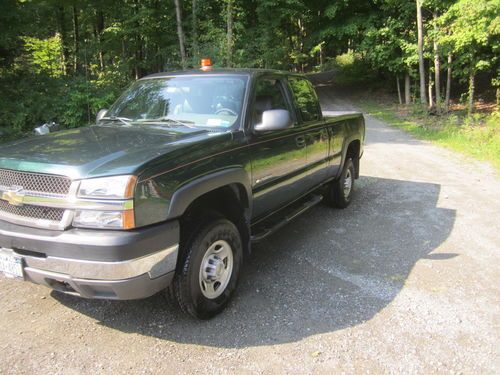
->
248;76;309;220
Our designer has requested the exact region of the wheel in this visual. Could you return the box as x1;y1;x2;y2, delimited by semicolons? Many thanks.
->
326;158;356;208
172;217;243;319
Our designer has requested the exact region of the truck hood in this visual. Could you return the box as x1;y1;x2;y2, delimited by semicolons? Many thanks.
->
0;125;217;179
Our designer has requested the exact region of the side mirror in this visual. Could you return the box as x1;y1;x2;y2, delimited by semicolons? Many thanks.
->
254;109;292;132
96;109;108;123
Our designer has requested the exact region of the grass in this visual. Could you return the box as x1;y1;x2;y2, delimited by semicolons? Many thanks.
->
356;98;500;170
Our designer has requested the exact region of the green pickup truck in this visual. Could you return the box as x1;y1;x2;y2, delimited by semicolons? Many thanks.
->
0;68;364;319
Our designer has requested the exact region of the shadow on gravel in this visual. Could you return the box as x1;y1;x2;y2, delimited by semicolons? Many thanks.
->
54;176;456;348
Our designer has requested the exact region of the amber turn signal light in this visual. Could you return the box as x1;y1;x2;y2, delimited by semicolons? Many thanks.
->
201;58;212;70
122;209;136;230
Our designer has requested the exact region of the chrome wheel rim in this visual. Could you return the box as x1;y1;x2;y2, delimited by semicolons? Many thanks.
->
343;169;353;198
199;240;234;299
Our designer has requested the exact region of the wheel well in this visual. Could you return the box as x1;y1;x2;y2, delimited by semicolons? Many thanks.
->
346;140;361;178
180;184;251;255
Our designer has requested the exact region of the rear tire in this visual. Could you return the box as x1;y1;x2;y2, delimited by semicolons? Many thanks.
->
326;158;355;208
172;217;243;319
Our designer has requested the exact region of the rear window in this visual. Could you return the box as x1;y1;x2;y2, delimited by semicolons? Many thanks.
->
288;77;321;123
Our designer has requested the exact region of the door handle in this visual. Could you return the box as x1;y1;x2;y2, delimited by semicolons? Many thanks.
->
295;135;306;148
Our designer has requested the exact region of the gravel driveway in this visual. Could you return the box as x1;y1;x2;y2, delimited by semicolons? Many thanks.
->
1;86;499;375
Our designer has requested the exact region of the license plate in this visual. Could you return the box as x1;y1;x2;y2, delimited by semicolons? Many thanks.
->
0;249;24;279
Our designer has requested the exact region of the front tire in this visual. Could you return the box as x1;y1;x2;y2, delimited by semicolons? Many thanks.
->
326;158;356;208
172;218;243;319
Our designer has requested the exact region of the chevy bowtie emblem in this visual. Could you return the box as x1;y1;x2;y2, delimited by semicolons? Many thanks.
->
1;186;25;207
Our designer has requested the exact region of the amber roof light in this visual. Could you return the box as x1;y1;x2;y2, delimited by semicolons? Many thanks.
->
200;58;212;71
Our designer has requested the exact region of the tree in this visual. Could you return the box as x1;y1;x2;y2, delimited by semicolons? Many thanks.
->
439;0;499;114
445;53;453;112
174;0;187;69
72;5;80;72
416;0;428;106
1;0;499;140
360;0;417;104
191;0;199;63
226;0;234;67
55;5;71;75
433;11;441;112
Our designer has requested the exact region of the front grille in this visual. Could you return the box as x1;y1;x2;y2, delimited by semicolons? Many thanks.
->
0;200;65;222
0;169;71;196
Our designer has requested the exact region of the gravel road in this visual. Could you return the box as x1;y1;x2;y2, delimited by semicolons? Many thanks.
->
1;84;499;375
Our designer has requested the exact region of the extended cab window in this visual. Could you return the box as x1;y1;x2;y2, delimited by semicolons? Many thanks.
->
288;77;321;123
252;78;289;126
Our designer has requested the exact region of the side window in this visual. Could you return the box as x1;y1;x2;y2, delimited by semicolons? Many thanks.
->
288;77;321;123
252;78;289;126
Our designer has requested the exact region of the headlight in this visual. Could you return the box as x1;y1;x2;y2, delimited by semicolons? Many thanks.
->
74;175;137;229
78;175;137;199
73;210;135;229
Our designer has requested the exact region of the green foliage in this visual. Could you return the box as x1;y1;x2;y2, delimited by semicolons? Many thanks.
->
0;0;499;142
439;0;499;78
59;75;124;129
21;35;64;77
0;71;124;143
321;52;376;86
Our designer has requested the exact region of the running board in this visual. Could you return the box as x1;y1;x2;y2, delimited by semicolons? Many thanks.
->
251;194;323;242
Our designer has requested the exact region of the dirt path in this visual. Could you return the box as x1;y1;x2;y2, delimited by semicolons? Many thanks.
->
1;87;499;375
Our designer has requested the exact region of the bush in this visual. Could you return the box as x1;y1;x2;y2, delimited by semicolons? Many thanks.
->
319;51;377;86
0;69;129;143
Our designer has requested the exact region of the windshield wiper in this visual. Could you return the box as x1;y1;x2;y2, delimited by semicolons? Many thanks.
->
137;117;197;129
100;116;132;126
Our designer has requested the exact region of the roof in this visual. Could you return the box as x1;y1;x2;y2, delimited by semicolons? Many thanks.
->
141;68;303;80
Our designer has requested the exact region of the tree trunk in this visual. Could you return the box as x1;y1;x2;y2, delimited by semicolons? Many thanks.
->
72;6;80;73
133;0;142;79
445;53;452;112
416;0;427;106
226;0;234;67
95;10;105;71
428;65;434;109
135;35;143;79
297;18;305;72
319;42;324;67
405;72;411;105
397;76;403;105
468;71;475;115
56;6;71;75
154;0;163;72
433;12;441;113
173;0;187;69
192;0;199;63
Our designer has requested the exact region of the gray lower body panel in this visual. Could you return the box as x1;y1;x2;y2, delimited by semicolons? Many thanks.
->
0;219;180;300
25;267;175;300
1;244;179;300
0;219;180;262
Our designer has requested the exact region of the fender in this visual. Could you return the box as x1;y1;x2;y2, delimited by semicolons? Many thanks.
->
337;117;365;179
166;168;252;220
338;135;362;179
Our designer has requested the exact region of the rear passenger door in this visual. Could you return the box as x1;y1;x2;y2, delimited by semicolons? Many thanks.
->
287;76;329;189
248;76;308;220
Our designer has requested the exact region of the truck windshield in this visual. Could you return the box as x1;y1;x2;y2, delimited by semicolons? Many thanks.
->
104;75;248;129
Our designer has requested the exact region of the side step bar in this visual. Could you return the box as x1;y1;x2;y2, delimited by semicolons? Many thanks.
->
251;194;323;242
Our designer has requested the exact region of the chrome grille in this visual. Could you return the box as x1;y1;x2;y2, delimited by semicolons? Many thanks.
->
0;200;65;222
0;169;71;196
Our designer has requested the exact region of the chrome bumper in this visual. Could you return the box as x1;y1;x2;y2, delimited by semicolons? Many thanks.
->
2;244;179;300
22;244;178;280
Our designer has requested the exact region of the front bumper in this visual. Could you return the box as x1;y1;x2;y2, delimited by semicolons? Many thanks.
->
0;220;179;300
